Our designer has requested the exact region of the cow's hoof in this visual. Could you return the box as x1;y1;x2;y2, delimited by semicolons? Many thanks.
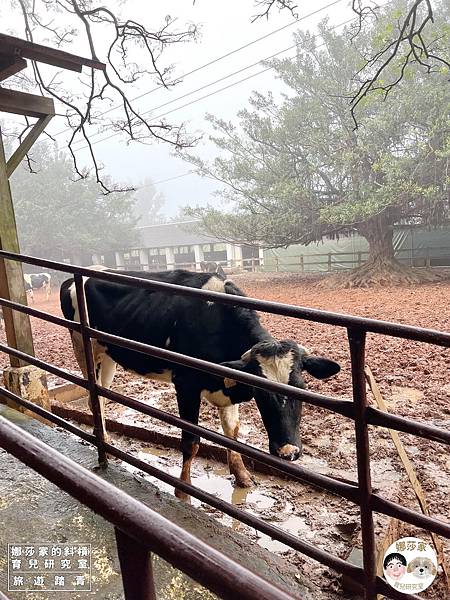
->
175;488;191;503
234;471;254;488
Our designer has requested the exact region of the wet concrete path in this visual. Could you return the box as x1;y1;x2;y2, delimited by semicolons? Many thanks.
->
0;405;316;599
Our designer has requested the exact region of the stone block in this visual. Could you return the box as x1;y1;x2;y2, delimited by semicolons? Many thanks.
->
2;365;52;426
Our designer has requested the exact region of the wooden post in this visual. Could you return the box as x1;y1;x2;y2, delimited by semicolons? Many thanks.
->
327;252;332;271
300;255;304;272
275;256;279;272
357;251;362;267
0;127;35;367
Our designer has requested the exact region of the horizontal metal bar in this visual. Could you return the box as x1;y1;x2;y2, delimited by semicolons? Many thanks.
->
0;337;358;500
104;441;364;584
367;407;450;446
376;576;420;600
0;341;89;390
372;494;450;539
0;415;299;600
0;296;81;333
87;326;354;418
100;385;360;503
0;385;363;580
0;385;96;444
0;249;449;346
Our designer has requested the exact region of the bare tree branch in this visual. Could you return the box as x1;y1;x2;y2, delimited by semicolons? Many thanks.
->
8;0;199;192
350;0;450;128
251;0;298;22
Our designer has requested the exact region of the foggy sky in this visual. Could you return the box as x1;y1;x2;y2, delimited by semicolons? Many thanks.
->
2;0;385;216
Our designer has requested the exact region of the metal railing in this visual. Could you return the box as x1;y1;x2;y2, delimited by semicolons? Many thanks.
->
0;248;449;600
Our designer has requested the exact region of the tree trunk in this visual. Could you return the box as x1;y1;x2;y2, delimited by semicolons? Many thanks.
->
318;214;446;288
359;215;398;269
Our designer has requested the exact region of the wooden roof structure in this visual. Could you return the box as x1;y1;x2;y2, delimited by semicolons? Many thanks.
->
0;33;105;118
0;33;105;367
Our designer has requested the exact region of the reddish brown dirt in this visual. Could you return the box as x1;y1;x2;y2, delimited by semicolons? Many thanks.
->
1;275;449;599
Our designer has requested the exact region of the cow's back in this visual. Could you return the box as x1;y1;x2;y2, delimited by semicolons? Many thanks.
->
59;269;260;376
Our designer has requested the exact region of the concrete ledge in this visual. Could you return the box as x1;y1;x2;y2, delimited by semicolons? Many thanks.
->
0;404;318;599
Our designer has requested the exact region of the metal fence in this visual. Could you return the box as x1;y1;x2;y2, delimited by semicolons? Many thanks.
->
0;248;449;600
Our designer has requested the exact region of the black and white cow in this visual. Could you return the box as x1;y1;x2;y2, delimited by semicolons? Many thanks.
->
24;273;52;301
60;269;340;498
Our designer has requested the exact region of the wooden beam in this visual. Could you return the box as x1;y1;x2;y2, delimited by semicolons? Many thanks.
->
0;54;27;82
6;115;53;178
0;127;35;367
365;366;450;592
0;33;106;72
0;88;55;118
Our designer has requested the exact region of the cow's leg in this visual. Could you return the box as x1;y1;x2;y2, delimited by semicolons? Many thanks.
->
174;381;201;501
71;332;109;442
219;404;253;488
100;353;116;394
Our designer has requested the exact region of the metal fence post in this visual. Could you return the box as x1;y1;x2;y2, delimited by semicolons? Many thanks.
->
74;273;108;466
115;528;156;600
348;328;377;600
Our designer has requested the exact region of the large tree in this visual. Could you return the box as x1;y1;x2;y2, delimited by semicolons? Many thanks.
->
9;142;137;261
182;2;450;286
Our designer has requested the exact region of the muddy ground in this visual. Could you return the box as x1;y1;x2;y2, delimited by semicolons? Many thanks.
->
1;273;449;599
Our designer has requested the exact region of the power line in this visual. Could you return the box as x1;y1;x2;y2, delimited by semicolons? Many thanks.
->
151;172;195;186
75;16;356;152
56;0;345;139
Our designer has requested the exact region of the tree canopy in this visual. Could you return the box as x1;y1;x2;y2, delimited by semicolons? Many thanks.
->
182;0;450;285
9;142;137;261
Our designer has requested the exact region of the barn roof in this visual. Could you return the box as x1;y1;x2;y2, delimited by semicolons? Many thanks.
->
135;220;222;249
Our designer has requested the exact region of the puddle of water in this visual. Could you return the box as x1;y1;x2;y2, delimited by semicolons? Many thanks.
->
140;446;168;457
256;515;309;553
122;441;314;549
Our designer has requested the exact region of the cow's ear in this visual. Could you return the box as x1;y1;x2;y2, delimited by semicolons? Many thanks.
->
221;358;249;388
303;356;340;379
221;359;248;371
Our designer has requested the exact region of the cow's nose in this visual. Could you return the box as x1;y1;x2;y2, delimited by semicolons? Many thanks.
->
277;444;301;461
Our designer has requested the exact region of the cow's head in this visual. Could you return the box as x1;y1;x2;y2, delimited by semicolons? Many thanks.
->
222;340;340;461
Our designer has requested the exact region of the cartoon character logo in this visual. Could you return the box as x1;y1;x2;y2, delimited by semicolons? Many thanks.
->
383;537;438;594
384;553;407;582
407;557;437;580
